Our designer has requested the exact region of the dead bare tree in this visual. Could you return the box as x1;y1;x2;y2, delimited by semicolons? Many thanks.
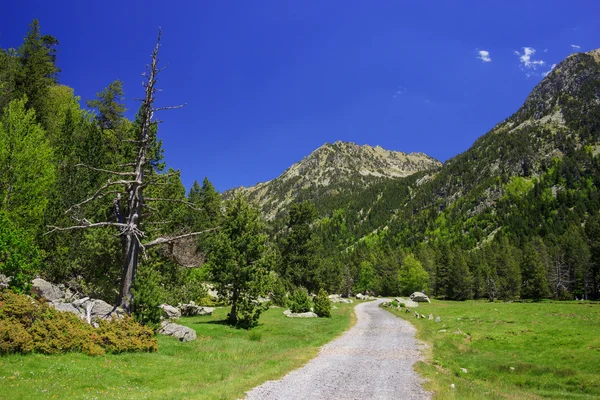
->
48;31;215;313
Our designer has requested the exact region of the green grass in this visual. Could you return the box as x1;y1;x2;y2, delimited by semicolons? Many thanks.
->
384;300;600;399
0;303;356;399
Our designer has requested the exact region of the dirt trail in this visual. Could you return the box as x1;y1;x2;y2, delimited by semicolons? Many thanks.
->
245;299;431;400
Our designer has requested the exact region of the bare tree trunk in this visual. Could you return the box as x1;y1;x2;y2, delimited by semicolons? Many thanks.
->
118;232;139;312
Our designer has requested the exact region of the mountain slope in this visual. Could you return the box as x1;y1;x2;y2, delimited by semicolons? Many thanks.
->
226;141;441;220
329;48;600;250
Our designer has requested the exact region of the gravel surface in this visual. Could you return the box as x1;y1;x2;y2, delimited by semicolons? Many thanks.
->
245;299;431;400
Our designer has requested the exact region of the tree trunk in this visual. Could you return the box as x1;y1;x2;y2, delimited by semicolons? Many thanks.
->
118;232;139;312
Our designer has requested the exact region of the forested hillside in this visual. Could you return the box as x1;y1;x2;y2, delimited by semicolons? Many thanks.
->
1;20;599;320
309;49;600;302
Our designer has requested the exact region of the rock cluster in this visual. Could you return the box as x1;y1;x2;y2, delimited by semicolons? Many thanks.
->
328;294;353;304
30;278;124;322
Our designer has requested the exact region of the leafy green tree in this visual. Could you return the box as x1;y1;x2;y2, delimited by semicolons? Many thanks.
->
356;260;376;294
207;195;272;328
279;201;320;292
398;254;429;296
0;97;55;233
0;212;41;293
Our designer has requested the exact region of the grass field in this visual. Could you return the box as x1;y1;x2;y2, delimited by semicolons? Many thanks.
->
0;303;356;400
384;299;600;399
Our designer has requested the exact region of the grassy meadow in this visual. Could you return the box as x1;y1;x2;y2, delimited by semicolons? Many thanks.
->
385;299;600;399
0;303;356;400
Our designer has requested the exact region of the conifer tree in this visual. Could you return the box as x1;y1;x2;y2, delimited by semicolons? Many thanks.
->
206;195;272;328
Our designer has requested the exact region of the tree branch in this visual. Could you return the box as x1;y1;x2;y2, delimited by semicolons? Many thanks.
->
143;227;219;248
144;197;200;210
75;164;136;176
46;221;128;235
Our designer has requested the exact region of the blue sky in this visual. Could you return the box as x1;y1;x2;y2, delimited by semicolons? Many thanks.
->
2;1;599;192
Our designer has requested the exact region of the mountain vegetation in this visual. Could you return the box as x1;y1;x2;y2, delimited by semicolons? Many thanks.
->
1;19;599;348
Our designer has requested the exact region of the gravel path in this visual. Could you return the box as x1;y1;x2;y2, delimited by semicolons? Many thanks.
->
245;299;431;400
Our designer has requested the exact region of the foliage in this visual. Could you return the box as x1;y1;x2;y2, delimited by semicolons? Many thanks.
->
0;212;41;293
279;201;320;292
207;195;272;328
132;264;165;329
0;290;157;356
0;303;355;399
313;288;331;317
397;254;429;296
288;287;313;313
0;97;55;233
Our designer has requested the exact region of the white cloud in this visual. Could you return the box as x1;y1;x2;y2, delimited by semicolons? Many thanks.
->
515;47;545;70
571;44;581;49
392;86;407;98
477;50;492;62
542;63;557;77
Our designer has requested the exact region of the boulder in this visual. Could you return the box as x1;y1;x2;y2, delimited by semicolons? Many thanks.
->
51;302;84;317
356;293;365;300
338;298;353;304
178;302;214;316
409;292;431;303
435;316;441;323
395;297;419;308
91;300;124;320
428;314;434;320
31;278;65;302
283;310;318;318
160;304;181;320
158;321;197;342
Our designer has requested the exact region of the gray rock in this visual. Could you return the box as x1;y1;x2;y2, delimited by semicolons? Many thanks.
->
92;300;124;320
51;301;84;317
285;310;318;318
438;329;447;333
395;297;419;308
197;306;214;316
435;316;441;323
158;321;197;342
455;329;462;335
420;314;426;319
356;293;365;300
461;368;468;374
428;314;434;320
409;292;431;303
338;298;353;304
414;311;419;318
160;304;181;320
31;278;64;302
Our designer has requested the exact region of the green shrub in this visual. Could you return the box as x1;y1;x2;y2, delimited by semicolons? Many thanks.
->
0;213;41;294
269;274;288;307
0;290;157;356
232;297;267;330
132;265;164;329
289;287;312;313
314;289;331;317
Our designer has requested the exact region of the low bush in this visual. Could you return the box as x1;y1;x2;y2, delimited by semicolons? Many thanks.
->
314;289;331;317
288;287;312;313
0;290;157;356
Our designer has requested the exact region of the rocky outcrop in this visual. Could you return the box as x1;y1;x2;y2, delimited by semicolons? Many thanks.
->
396;297;419;308
160;304;181;320
328;294;353;304
158;321;197;342
29;279;123;321
226;141;440;220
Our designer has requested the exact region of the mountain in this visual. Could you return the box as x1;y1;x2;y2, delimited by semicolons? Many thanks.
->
225;141;441;220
